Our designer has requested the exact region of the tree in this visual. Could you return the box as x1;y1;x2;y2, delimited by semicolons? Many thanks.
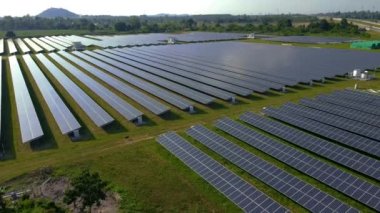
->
5;31;16;38
88;23;96;32
64;170;108;212
114;22;127;32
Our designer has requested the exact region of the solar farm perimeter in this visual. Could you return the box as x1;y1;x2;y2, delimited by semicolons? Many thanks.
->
0;33;380;212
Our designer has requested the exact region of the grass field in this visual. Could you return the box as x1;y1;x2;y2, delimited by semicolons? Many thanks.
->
1;47;380;212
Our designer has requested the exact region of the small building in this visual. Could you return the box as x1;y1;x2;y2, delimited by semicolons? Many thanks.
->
71;42;85;51
349;69;373;81
167;37;177;44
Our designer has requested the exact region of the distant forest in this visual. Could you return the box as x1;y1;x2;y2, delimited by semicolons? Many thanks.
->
0;13;372;37
319;11;380;20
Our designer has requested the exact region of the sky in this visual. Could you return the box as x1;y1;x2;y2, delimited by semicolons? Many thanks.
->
0;0;379;17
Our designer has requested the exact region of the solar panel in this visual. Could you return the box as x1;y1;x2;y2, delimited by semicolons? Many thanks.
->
39;37;66;50
125;48;285;91
240;112;380;180
109;49;261;94
263;36;353;44
31;38;55;52
157;132;289;213
0;39;3;54
187;125;355;212
136;47;297;86
215;117;380;211
93;50;236;101
23;38;44;53
48;53;146;120
317;94;380;116
280;103;380;141
9;56;44;143
22;54;81;135
35;54;114;127
300;98;380;128
75;51;214;105
67;51;193;111
333;90;380;107
263;107;380;157
55;52;169;115
15;38;31;54
7;39;17;54
44;37;72;48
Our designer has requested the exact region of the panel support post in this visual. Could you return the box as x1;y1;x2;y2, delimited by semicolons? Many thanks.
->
137;116;143;125
73;129;80;138
188;106;195;114
321;78;325;83
309;81;313;86
282;86;286;93
231;97;236;104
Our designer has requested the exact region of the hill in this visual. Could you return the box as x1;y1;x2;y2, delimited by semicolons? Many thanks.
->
38;8;79;18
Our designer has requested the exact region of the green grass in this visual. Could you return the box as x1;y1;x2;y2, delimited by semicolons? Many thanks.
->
1;49;380;211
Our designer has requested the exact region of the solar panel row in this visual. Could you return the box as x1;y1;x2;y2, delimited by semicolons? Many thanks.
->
333;90;380;107
31;38;55;52
263;107;380;157
240;112;380;180
54;52;169;116
67;51;193;111
44;37;72;48
136;47;297;86
280;102;380;141
187;125;356;212
9;56;44;143
39;37;66;50
7;39;17;54
35;54;114;127
317;94;380;116
77;51;214;105
23;38;44;53
48;53;146;121
94;50;237;101
0;57;2;140
126;48;285;92
215;117;380;211
299;98;380;128
157;132;289;213
22;54;81;135
15;38;31;54
110;49;262;94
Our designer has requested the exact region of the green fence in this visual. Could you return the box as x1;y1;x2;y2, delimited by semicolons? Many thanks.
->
351;40;380;49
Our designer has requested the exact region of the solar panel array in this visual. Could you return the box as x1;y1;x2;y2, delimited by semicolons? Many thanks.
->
93;50;236;101
51;52;167;116
239;112;380;180
23;38;44;53
186;125;355;212
35;54;114;127
63;51;193;111
15;38;31;54
215;117;380;211
77;50;215;105
157;132;289;213
48;53;145;121
31;38;55;52
133;42;380;83
263;36;354;44
9;56;44;143
39;37;66;50
7;39;17;54
22;55;81;135
0;57;2;140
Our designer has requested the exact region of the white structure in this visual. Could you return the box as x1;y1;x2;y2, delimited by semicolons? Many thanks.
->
167;37;177;44
349;69;373;81
247;33;256;39
71;42;85;51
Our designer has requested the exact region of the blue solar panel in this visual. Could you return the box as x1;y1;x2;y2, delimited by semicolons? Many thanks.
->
240;112;380;180
9;56;44;143
215;117;380;211
187;125;355;212
157;131;289;212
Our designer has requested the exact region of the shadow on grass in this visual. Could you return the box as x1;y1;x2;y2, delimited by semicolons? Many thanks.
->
160;111;183;121
207;102;228;110
1;59;16;160
139;116;157;127
243;94;265;101
103;121;127;134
